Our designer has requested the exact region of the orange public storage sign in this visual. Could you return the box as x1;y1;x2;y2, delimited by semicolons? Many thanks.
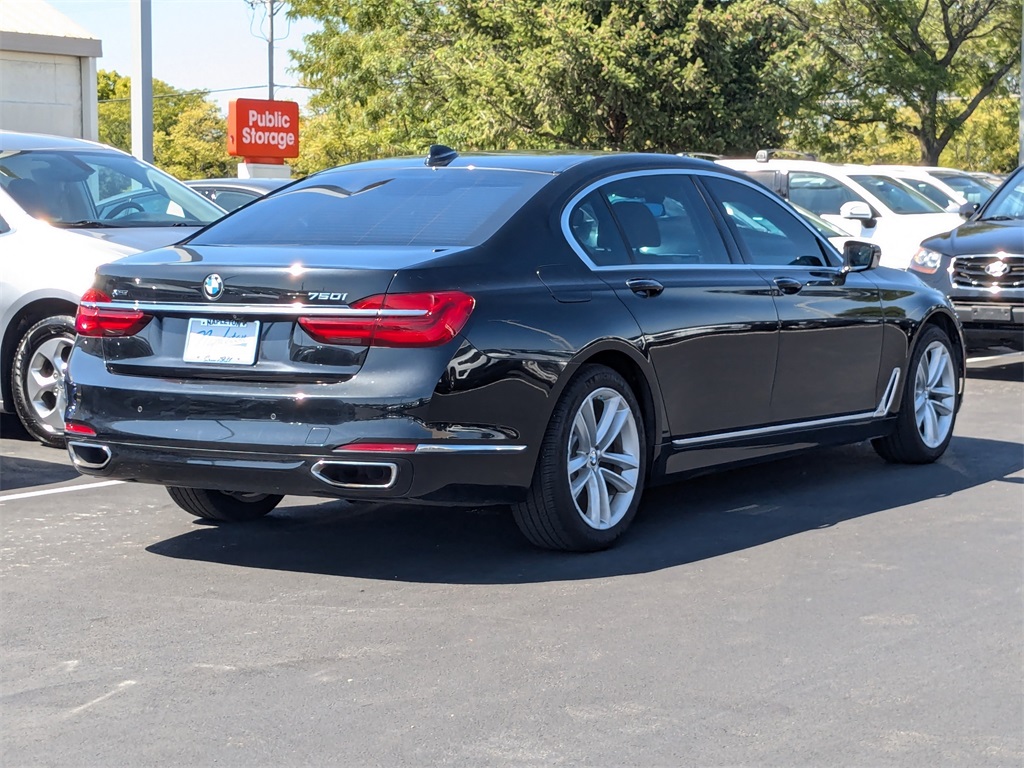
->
227;99;300;160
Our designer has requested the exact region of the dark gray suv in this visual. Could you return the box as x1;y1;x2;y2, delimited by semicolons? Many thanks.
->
910;166;1024;350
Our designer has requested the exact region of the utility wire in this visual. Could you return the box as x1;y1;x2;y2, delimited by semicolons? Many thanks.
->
98;84;312;104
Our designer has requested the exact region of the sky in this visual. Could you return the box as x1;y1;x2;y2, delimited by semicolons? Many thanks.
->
45;0;320;113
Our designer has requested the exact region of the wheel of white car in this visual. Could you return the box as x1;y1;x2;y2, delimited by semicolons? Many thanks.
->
11;314;76;448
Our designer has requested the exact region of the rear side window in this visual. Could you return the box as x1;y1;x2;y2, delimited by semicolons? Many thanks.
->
191;168;552;247
848;175;943;214
566;173;732;267
702;177;834;267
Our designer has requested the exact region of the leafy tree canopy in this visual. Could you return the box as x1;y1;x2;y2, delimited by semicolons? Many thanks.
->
287;0;805;170
784;0;1021;166
97;69;238;179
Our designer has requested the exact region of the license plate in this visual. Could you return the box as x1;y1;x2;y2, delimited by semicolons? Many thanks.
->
183;318;260;365
973;306;1012;322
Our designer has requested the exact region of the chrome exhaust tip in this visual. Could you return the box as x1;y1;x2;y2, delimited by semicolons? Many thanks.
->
310;459;398;489
67;441;112;470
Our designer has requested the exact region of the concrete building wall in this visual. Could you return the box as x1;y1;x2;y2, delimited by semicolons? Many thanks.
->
0;0;102;140
0;50;95;139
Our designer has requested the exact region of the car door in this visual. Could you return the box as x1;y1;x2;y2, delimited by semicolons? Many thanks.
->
699;175;884;423
564;171;780;438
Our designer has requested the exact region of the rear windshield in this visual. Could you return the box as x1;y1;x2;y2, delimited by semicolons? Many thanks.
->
190;167;553;247
848;175;944;214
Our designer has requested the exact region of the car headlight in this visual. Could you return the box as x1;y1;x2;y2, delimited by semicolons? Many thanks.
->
909;248;944;274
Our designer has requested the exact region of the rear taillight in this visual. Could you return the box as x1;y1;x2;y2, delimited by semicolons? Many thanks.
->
298;291;475;347
76;289;152;337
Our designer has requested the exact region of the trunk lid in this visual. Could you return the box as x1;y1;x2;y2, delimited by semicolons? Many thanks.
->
90;244;465;381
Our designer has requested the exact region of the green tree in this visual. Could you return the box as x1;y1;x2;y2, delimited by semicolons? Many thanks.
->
287;0;804;168
784;0;1021;166
97;69;238;179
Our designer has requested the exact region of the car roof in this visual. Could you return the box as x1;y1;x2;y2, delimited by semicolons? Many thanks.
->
0;130;115;152
334;151;722;176
717;158;893;176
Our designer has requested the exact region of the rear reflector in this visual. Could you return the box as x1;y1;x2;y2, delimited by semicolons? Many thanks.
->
64;421;97;437
333;442;417;453
76;289;152;337
299;291;474;347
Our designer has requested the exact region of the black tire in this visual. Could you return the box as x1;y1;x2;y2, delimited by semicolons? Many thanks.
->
513;365;647;552
166;487;283;522
11;315;76;448
872;324;959;464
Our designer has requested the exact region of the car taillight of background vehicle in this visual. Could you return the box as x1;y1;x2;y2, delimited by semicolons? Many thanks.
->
298;291;475;347
75;289;152;337
909;248;943;275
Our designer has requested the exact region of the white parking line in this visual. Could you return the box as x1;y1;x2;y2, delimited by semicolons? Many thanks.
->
0;480;125;502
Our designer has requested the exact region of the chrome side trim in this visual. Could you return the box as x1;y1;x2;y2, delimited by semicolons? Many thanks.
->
412;444;527;454
671;411;878;448
67;441;112;470
673;367;902;448
81;301;427;318
310;459;398;489
873;367;901;417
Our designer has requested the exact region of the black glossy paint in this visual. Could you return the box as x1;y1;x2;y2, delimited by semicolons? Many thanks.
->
66;153;965;505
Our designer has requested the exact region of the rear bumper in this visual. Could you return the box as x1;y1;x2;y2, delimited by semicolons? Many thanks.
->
68;438;534;505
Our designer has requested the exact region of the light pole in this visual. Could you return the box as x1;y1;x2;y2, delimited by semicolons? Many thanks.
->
131;0;153;162
246;0;285;101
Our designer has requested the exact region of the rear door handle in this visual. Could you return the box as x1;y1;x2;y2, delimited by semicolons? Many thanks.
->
625;278;664;298
773;277;803;295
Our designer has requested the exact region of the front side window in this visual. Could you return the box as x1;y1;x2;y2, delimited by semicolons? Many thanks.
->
192;167;552;247
702;177;834;267
898;178;956;209
787;172;864;215
848;175;944;214
0;149;222;227
934;173;995;205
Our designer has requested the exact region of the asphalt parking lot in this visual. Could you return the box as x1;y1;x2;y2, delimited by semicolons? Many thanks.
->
1;356;1021;767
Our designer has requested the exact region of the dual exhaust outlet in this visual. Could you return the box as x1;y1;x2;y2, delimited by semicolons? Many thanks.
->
67;441;398;490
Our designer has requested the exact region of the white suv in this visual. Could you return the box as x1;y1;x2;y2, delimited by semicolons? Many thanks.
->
717;156;962;269
0;131;224;446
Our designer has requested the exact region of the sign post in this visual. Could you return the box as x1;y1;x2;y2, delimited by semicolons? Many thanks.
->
226;98;300;179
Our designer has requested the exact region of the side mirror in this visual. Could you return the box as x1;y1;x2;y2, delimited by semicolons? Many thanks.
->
958;201;979;219
839;201;875;221
841;240;882;274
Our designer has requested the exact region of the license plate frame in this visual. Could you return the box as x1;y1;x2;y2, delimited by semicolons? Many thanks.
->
183;318;260;365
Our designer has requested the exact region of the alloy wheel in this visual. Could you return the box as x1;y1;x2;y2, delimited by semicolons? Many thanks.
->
913;340;956;448
566;387;641;530
25;336;73;436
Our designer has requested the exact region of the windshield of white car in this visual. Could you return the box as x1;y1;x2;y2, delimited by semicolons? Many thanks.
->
0;149;223;227
848;175;945;214
979;171;1024;220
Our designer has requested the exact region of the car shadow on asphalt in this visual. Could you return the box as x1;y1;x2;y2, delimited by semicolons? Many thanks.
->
146;434;1022;584
0;455;81;491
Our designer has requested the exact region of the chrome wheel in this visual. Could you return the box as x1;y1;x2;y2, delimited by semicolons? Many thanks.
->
913;340;956;448
567;387;641;530
24;335;73;436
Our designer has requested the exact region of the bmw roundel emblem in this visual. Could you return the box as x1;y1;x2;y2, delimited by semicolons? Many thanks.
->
203;273;224;300
984;260;1009;277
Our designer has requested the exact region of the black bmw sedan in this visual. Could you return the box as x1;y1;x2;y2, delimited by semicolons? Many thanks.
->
65;150;965;551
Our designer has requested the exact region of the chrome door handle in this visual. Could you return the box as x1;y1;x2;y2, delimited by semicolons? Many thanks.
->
625;278;664;298
773;277;803;295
